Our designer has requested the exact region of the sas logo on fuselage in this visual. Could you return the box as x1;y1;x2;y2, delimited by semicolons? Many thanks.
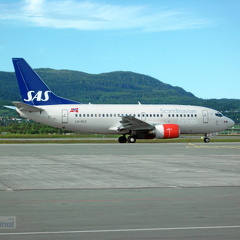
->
24;91;51;102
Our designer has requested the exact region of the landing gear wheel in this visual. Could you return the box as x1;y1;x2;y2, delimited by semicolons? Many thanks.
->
118;136;127;143
204;137;210;143
127;136;136;143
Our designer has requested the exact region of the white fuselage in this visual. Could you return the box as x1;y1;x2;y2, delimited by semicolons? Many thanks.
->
16;104;234;135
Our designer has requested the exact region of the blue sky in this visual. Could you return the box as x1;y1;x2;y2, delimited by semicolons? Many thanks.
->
0;0;239;99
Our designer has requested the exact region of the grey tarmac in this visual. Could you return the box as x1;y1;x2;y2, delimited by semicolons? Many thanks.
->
0;142;240;239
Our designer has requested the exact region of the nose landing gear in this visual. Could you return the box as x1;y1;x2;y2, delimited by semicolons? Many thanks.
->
204;134;210;143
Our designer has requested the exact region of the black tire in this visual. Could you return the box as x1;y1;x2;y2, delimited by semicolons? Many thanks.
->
118;136;127;143
204;137;210;143
127;136;136;143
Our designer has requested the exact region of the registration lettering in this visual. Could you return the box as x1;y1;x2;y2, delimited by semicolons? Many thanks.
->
75;120;87;124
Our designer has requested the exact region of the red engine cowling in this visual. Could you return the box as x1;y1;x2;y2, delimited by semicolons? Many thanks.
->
155;124;180;139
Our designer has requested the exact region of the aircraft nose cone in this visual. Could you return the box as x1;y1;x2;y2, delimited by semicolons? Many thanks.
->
227;118;235;128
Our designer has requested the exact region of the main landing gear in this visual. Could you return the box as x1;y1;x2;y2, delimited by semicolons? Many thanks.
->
204;134;210;143
118;134;211;143
118;135;136;143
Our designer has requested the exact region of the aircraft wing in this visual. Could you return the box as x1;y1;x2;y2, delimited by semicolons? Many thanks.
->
117;116;154;132
12;101;44;113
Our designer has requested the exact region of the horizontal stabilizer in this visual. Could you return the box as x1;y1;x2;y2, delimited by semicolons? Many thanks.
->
4;105;17;110
13;101;44;112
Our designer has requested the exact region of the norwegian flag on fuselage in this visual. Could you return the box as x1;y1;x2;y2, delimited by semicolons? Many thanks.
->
70;108;79;113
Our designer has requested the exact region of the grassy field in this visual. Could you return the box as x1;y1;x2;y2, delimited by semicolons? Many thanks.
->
0;134;239;144
0;133;110;138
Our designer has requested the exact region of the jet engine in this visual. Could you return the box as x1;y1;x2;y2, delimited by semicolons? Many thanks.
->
154;124;180;139
135;124;180;139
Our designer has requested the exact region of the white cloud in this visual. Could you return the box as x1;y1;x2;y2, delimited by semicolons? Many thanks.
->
0;0;212;31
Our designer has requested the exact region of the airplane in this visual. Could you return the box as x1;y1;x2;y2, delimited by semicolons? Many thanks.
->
5;58;235;143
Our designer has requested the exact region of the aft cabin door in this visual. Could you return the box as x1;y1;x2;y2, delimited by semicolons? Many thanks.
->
62;109;68;123
202;110;208;123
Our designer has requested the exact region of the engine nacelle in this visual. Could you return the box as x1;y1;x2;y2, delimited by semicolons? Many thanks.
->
154;124;180;139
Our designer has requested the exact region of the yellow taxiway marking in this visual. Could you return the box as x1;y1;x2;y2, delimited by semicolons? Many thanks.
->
187;143;240;149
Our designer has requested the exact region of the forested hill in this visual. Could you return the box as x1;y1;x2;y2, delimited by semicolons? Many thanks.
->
0;69;196;104
0;69;240;121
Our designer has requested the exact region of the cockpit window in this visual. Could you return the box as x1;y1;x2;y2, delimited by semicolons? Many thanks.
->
215;112;223;117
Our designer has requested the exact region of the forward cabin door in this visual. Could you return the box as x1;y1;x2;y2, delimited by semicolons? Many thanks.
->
62;109;68;123
202;110;208;123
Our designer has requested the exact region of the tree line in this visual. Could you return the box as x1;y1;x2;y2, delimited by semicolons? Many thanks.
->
0;121;69;135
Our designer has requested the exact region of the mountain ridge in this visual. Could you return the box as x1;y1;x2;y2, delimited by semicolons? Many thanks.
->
0;69;239;122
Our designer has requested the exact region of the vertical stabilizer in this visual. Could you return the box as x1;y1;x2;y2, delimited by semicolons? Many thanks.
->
12;58;80;106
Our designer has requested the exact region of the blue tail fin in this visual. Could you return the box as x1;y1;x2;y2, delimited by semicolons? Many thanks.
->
12;58;80;106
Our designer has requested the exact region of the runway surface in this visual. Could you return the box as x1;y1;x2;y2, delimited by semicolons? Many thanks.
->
0;143;240;239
